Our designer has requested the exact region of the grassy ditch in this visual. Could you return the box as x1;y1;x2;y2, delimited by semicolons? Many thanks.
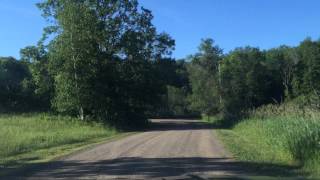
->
208;104;320;178
0;113;122;176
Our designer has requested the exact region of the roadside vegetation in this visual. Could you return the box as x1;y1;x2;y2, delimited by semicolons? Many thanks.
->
0;113;118;174
216;103;320;177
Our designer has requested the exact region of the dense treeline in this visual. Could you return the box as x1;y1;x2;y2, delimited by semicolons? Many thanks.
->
1;0;320;128
0;57;36;112
182;38;320;124
156;38;320;125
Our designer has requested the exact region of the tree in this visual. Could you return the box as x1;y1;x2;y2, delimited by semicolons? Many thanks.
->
187;39;222;116
0;57;35;112
20;46;53;109
266;46;298;100
220;47;275;120
291;38;320;108
298;39;320;94
36;0;175;127
147;59;195;117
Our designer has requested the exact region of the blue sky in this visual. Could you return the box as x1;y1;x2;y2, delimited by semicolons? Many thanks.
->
1;0;320;59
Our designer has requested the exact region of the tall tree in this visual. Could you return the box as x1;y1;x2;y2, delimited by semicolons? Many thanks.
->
298;39;320;95
292;38;320;107
20;46;53;109
266;46;297;100
36;0;175;127
187;39;222;116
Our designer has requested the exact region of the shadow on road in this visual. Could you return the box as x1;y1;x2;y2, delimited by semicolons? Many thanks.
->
13;157;303;179
150;119;216;131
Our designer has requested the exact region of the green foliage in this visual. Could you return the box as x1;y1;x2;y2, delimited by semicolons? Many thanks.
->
293;38;320;99
265;46;296;99
0;113;117;168
219;47;279;121
17;0;176;128
154;85;195;117
217;104;320;177
187;39;222;116
149;59;197;117
20;46;53;109
46;0;102;118
0;57;35;112
185;37;320;124
166;86;190;116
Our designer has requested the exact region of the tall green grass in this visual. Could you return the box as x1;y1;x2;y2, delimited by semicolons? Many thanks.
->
0;113;117;168
217;104;320;177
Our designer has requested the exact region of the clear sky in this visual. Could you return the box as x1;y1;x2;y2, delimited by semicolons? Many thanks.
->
1;0;320;59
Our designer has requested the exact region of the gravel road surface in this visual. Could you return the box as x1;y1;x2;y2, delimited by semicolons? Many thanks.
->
22;119;281;179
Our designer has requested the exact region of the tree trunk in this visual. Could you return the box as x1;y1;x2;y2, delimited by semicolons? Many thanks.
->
79;106;84;121
71;32;84;120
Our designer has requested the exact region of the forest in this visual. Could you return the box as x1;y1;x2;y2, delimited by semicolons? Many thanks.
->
0;0;319;177
2;27;320;127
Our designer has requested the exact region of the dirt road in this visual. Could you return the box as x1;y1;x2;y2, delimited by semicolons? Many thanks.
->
23;119;273;179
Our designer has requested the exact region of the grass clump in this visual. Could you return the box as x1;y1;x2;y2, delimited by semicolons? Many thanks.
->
0;113;118;170
216;104;320;178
